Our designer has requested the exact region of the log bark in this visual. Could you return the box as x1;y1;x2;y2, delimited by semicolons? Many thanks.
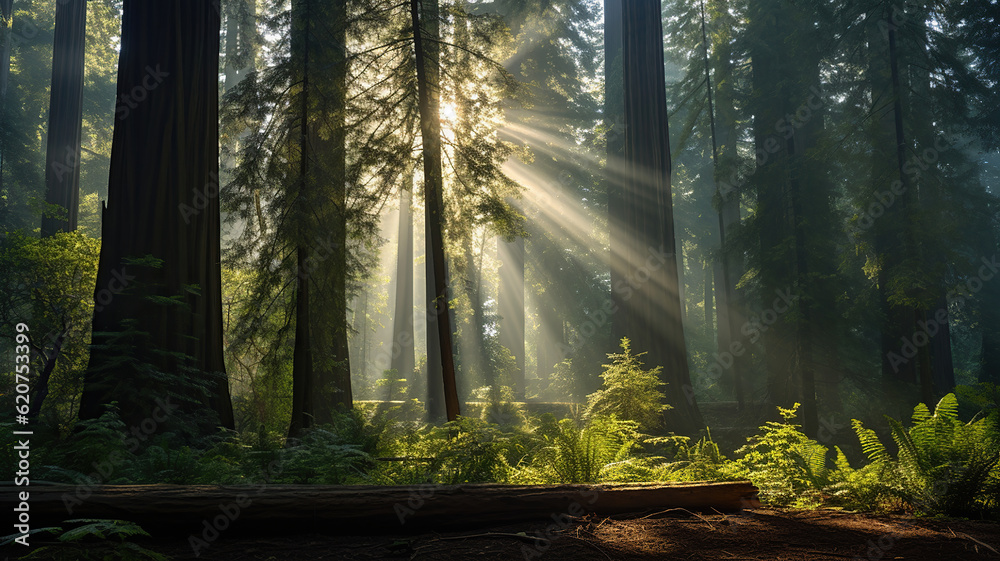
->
8;481;759;532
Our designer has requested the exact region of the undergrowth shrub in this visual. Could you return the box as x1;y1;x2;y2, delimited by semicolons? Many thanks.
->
725;403;844;507
585;338;669;432
2;519;167;560
847;393;1000;517
526;415;642;483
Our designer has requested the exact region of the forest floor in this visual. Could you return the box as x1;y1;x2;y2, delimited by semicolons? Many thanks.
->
143;507;1000;561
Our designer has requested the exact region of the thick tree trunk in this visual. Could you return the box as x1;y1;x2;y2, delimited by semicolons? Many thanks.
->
605;0;627;349
620;0;701;435
412;0;460;422
41;0;86;236
81;0;234;431
391;187;416;383
750;1;797;415
497;235;525;399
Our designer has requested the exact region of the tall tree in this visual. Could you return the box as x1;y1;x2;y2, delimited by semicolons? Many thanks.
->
40;0;85;237
699;0;746;407
0;0;13;200
411;0;460;421
618;0;702;434
81;0;234;432
745;0;843;436
287;0;352;439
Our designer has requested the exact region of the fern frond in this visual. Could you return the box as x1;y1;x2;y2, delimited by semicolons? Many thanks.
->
934;393;959;421
852;419;889;463
911;402;932;425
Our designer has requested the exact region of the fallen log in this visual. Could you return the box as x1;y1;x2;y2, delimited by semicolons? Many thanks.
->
3;481;758;534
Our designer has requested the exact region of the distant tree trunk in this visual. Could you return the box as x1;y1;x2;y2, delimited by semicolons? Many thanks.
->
535;296;564;382
0;0;10;101
929;295;955;394
883;4;924;402
982;275;1000;384
749;0;835;436
705;0;746;408
0;0;11;198
81;0;234;431
605;0;627;348
497;235;525;399
460;234;488;387
224;0;255;90
41;0;86;236
703;259;713;334
620;0;702;435
412;0;460;422
982;320;1000;385
391;187;416;383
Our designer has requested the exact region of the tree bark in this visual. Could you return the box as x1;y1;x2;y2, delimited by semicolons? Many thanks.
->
620;0;702;435
81;0;234;431
41;0;86;236
605;0;627;349
412;0;460;422
289;247;314;439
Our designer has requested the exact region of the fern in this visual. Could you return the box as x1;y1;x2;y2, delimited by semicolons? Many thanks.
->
846;393;1000;516
724;403;842;507
8;519;169;560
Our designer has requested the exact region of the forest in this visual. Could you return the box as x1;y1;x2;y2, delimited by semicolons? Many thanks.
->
1;0;999;559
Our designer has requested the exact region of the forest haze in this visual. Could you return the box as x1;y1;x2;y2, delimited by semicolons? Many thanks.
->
2;0;1000;553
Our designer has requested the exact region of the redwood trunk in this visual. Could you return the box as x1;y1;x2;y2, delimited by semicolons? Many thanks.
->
41;0;86;236
620;0;702;434
81;0;234;431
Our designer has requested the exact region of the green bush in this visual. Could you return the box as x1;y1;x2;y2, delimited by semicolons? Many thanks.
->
725;404;843;507
585;338;669;432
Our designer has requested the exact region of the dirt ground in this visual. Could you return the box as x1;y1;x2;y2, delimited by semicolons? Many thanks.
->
136;507;1000;561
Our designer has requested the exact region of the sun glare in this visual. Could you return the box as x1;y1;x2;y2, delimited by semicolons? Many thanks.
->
440;101;458;124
